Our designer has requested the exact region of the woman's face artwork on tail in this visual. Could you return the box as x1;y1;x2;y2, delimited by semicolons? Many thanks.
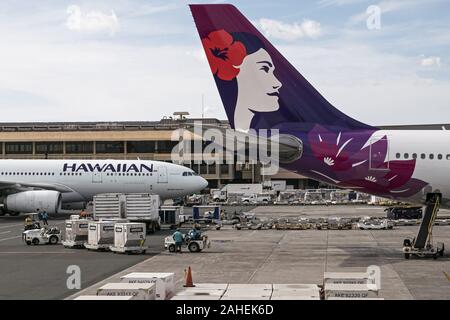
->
235;48;282;131
201;30;282;132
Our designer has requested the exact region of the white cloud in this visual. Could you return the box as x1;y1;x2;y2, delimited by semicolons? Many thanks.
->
256;18;321;41
66;5;119;35
421;56;441;67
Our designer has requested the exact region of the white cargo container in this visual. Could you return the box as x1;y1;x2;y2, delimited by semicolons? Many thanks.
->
62;218;90;248
110;222;147;254
222;286;272;299
85;221;115;251
174;288;225;297
227;284;272;290
324;283;379;299
323;272;376;285
97;282;156;300
74;295;134;300
120;272;175;300
272;284;320;300
270;180;287;192
171;295;221;300
93;193;160;233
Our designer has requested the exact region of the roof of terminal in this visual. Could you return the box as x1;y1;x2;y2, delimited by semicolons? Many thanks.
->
0;119;447;132
0;118;229;132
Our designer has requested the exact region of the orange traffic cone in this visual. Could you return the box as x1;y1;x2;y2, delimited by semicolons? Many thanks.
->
184;266;196;287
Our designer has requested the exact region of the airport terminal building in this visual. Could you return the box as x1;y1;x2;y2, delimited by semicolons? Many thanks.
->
0;115;440;190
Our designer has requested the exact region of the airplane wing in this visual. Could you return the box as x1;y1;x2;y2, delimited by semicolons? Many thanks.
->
0;181;74;194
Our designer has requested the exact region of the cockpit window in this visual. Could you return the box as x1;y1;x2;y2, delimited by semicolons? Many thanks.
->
183;171;198;176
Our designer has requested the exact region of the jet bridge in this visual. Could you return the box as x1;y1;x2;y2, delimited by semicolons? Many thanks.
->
403;193;445;259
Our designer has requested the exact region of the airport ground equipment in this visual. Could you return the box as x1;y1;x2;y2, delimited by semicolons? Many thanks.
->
164;234;210;253
192;205;221;224
62;217;89;248
84;221;115;251
324;283;379;299
393;219;420;226
120;272;175;300
403;194;445;259
385;205;423;220
97;282;156;300
110;222;147;254
159;205;183;229
326;217;353;230
356;217;393;230
241;193;272;205
74;295;133;300
93;193;160;234
323;272;377;286
22;227;61;245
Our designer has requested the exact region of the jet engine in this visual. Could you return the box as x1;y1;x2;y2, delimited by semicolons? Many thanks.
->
5;190;62;214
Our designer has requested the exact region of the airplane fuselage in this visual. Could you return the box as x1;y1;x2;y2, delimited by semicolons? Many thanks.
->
0;159;207;208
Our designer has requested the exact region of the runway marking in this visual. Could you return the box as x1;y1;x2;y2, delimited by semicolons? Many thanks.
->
0;235;21;242
0;231;11;235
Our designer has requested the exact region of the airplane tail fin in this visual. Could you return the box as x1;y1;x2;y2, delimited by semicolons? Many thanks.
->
190;4;373;132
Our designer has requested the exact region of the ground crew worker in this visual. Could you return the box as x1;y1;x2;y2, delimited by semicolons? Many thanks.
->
25;215;33;226
172;228;184;254
42;210;49;226
188;224;202;241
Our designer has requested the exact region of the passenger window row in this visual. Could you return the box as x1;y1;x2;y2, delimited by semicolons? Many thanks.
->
395;153;450;160
105;173;151;176
0;172;56;176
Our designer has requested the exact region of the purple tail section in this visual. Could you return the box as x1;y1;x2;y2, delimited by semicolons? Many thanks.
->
190;4;373;132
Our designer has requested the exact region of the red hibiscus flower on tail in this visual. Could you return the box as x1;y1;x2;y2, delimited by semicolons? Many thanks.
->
202;30;247;81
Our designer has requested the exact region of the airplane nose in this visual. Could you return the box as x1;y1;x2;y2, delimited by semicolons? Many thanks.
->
200;177;208;189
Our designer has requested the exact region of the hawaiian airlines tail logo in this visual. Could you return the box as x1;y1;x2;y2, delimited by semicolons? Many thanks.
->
202;30;282;131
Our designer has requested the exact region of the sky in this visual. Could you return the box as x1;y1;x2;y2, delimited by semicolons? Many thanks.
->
0;0;449;126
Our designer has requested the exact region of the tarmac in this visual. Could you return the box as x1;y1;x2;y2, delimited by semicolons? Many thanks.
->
0;215;170;299
67;205;450;300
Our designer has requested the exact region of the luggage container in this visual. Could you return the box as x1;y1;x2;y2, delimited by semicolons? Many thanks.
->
173;288;225;298
97;282;156;300
272;284;320;300
120;272;175;300
222;284;272;300
324;283;378;299
171;295;221;300
110;222;147;254
73;295;134;300
62;218;90;248
93;193;161;233
323;272;376;286
85;221;115;251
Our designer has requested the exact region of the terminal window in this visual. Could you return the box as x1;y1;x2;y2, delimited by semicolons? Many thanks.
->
96;141;124;154
127;141;156;153
66;142;93;154
157;140;178;153
36;142;63;154
5;142;32;154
